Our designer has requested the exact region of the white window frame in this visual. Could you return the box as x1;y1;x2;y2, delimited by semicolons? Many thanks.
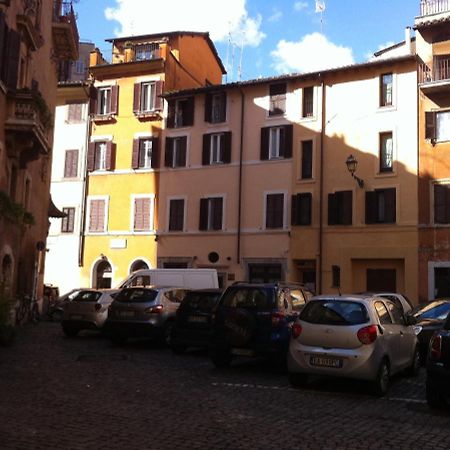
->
210;133;224;164
269;127;282;159
98;87;111;115
263;190;287;230
172;137;185;167
87;195;109;234
436;110;450;142
201;194;226;231
141;81;156;112
130;194;155;233
95;142;107;171
139;138;153;169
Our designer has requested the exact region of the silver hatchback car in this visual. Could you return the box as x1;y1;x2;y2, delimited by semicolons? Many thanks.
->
105;286;190;345
61;289;119;337
287;294;420;396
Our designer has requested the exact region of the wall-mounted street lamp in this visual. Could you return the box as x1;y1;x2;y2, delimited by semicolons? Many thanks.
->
345;154;364;188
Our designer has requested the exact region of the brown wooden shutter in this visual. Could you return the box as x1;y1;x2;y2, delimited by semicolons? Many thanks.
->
105;142;116;171
155;81;164;111
212;198;223;230
132;139;140;169
341;191;353;225
134;198;150;230
151;137;160;169
165;137;174;167
64;149;79;177
87;143;96;172
384;188;396;223
199;198;208;230
184;96;194;126
5;29;20;90
284;125;293;158
260;127;270;160
204;93;212;122
89;86;98;115
110;85;119;115
328;193;337;225
89;199;105;232
133;83;141;113
202;134;210;165
0;11;5;78
298;193;312;226
223;132;232;163
365;191;377;224
425;111;436;141
169;199;184;231
64;150;71;177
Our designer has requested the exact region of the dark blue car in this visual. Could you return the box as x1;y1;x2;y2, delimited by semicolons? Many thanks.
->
210;282;313;368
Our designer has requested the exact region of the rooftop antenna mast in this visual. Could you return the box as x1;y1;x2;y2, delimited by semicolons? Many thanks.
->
237;37;244;81
315;0;326;34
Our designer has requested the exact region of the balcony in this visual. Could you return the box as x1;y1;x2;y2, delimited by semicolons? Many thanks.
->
5;89;52;166
419;56;450;93
420;0;450;16
52;1;79;60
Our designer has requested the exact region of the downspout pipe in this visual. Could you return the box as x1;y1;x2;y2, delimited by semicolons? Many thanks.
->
237;88;245;264
318;78;326;294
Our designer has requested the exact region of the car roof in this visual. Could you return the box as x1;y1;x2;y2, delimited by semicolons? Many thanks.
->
229;282;309;289
185;288;223;294
310;294;384;304
121;285;189;291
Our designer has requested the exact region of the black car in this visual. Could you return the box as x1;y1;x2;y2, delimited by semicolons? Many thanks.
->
170;289;223;354
426;311;450;409
210;282;313;368
408;299;450;362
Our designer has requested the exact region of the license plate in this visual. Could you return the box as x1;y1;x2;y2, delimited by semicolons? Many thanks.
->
231;348;254;357
70;314;83;320
118;310;135;318
310;356;342;368
188;315;207;323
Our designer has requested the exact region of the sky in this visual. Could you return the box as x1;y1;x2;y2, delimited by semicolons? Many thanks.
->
74;0;420;82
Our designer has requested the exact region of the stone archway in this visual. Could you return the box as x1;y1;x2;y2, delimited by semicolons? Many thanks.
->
130;259;149;273
95;260;112;289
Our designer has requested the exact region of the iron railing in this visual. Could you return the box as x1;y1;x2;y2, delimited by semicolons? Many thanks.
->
53;1;79;46
420;0;450;16
419;56;450;83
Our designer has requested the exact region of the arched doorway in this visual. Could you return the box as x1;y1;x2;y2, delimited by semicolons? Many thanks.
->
95;260;112;288
130;259;149;273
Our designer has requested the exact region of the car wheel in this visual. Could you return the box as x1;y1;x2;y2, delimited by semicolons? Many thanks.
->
426;379;447;410
62;324;78;338
288;372;308;388
372;359;390;397
211;349;232;368
406;347;421;377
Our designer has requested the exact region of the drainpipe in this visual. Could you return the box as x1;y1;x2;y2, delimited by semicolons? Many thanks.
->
237;88;245;263
318;78;326;294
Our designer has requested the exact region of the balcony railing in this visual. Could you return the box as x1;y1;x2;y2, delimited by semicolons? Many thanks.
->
52;1;79;60
420;0;450;16
419;56;450;83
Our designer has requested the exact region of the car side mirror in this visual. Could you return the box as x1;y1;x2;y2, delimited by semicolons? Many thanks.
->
405;314;417;326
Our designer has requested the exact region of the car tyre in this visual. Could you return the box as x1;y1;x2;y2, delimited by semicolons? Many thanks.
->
406;347;421;377
372;359;390;397
426;379;447;410
62;324;78;338
211;349;232;368
288;372;308;388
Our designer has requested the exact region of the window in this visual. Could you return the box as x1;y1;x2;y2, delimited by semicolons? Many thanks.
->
133;81;163;114
300;140;313;179
269;82;286;116
87;141;116;172
67;103;83;122
132;138;158;169
426;110;450;142
205;92;227;123
133;197;153;231
375;301;392;325
260;125;293;160
266;193;285;229
199;197;223;231
63;149;79;178
169;199;185;231
328;191;352;225
202;132;232;165
165;136;187;168
74;60;85;74
248;264;282;283
88;199;106;232
434;184;450;224
380;73;393;107
134;43;159;61
167;97;194;128
365;188;396;224
90;85;119;116
332;265;340;288
379;132;393;172
385;299;405;325
291;193;312;226
61;207;75;233
302;87;314;117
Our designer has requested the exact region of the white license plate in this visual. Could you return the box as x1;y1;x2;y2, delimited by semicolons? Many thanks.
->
70;314;83;320
188;315;207;323
118;311;135;318
310;356;342;368
231;348;254;357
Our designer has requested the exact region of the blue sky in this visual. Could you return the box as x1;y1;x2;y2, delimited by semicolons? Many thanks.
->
75;0;419;82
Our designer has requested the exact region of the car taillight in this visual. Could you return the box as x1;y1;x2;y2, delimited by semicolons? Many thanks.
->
357;325;378;345
95;304;102;311
429;335;442;360
271;312;285;327
292;323;302;339
145;304;163;314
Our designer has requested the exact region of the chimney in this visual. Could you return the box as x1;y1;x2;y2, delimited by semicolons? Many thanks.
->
405;27;412;54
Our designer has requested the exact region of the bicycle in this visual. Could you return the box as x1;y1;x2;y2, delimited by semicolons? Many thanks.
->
15;295;40;325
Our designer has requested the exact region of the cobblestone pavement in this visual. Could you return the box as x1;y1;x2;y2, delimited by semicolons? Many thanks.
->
0;322;449;450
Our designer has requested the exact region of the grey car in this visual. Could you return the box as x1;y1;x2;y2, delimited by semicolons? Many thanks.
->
104;286;190;345
61;289;119;337
287;294;420;396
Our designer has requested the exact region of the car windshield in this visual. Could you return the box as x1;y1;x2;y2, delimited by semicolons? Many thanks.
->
413;301;450;320
221;287;272;310
115;289;159;303
72;291;102;302
183;292;221;311
300;300;369;325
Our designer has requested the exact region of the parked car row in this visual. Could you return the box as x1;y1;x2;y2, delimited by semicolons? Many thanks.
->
57;284;450;407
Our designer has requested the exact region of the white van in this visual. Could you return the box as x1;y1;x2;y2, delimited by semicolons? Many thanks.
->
117;268;219;290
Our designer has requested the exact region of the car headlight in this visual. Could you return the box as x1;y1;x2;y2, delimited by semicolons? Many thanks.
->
412;325;422;336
